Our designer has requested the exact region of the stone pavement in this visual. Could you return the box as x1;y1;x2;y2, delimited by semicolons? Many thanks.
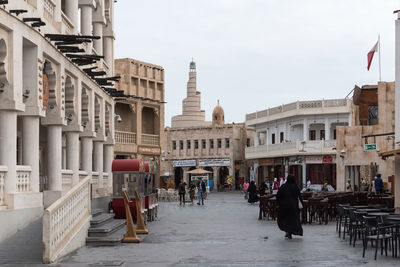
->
53;191;399;267
0;217;43;266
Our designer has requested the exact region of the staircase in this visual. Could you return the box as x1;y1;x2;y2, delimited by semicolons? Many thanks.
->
86;209;126;246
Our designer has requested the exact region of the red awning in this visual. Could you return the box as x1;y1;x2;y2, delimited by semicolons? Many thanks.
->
112;159;140;172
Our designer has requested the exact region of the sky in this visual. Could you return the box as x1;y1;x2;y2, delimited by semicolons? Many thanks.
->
114;0;400;126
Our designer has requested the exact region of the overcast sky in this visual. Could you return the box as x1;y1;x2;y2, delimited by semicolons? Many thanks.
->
115;0;400;126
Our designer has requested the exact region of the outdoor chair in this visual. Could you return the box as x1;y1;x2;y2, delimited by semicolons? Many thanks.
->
362;216;394;260
351;211;367;247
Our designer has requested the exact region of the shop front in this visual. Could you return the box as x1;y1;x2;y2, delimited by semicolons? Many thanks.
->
305;155;337;188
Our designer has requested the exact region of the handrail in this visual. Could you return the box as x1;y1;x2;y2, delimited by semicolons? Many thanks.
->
43;176;91;263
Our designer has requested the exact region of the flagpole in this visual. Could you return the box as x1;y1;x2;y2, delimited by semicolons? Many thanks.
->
379;34;382;82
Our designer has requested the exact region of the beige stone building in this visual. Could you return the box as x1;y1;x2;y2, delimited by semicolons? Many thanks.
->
336;82;395;192
114;58;165;187
162;61;253;190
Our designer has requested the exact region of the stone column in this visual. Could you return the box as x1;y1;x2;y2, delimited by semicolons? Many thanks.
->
325;119;330;140
103;36;113;67
22;116;40;192
395;158;400;211
93;140;104;191
47;125;63;191
103;144;114;194
136;102;143;145
302;161;307;187
66;132;80;186
0;111;17;202
81;136;93;174
93;22;103;54
254;132;259;147
80;5;93;35
303;119;308;141
64;0;79;32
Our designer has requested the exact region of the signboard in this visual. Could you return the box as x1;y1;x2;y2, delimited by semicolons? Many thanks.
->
364;144;377;151
172;160;196;167
198;158;230;167
305;155;336;164
259;158;274;166
42;74;49;109
138;145;161;155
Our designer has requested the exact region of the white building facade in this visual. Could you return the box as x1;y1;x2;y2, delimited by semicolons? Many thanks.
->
246;99;352;188
0;0;116;261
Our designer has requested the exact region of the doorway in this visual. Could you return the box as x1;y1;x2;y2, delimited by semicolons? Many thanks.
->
174;167;183;189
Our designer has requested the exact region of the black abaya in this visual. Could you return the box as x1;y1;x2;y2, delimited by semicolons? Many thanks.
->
276;179;303;236
247;183;259;203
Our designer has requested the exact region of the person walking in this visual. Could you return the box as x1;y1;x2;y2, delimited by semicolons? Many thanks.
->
243;180;249;199
197;179;206;205
178;179;187;205
189;180;196;205
276;174;303;239
247;181;259;204
374;174;384;194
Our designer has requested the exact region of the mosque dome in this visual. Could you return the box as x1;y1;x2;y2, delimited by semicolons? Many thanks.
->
212;100;225;126
190;60;196;68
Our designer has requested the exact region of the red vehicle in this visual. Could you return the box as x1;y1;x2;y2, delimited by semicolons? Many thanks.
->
111;159;158;223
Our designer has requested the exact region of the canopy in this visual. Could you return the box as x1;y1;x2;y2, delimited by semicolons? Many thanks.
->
187;168;212;174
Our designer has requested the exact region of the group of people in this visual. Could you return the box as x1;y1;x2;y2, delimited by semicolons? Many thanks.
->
345;173;384;194
178;179;207;206
243;177;288;203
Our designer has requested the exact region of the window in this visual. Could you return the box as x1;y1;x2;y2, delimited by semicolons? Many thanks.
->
217;138;222;148
368;105;378;125
280;132;284;143
202;139;206;149
172;141;176;150
210;139;214;149
271;134;275;144
320;130;325;140
194;140;199;149
187;140;191;149
225;138;230;148
246;138;250;147
309;130;316;140
179;140;184;150
333;129;337;140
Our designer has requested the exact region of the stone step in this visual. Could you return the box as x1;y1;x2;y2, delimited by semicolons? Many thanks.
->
90;213;114;226
86;227;125;246
88;219;126;237
91;209;103;217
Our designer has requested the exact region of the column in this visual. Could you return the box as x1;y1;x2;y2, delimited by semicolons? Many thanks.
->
103;144;114;194
103;37;113;67
395;158;400;211
254;132;259;147
81;137;93;174
302;161;307;187
213;167;218;191
93;141;104;190
303;119;308;141
65;0;79;32
93;22;103;54
66;132;80;186
80;5;93;35
136;103;143;145
22;116;40;192
47;125;62;191
0;111;17;203
325;119;330;140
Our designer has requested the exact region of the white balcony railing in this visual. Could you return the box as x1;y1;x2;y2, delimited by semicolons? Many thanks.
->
115;131;136;144
246;140;337;158
42;0;55;23
79;170;88;181
0;166;7;206
43;176;91;263
142;134;160;146
16;165;32;192
61;169;73;192
103;172;109;188
61;12;73;34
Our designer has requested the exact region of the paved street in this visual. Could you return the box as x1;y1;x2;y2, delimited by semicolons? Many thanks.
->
54;192;398;267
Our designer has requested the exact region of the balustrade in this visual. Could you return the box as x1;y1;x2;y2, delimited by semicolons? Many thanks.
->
61;12;73;34
0;166;7;206
43;177;91;263
115;131;136;144
42;0;55;23
16;165;32;192
141;134;160;146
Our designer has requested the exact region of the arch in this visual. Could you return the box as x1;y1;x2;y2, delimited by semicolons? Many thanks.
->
219;166;229;190
0;38;8;90
94;95;101;132
64;75;75;123
81;88;89;128
43;60;57;110
174;167;183;189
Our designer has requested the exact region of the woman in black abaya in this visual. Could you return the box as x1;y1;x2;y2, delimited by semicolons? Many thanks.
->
247;181;259;203
276;174;303;239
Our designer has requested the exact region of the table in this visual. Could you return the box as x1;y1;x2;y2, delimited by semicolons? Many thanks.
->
368;212;390;217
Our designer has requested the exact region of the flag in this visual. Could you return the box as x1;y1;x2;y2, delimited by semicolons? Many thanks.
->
367;41;379;71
